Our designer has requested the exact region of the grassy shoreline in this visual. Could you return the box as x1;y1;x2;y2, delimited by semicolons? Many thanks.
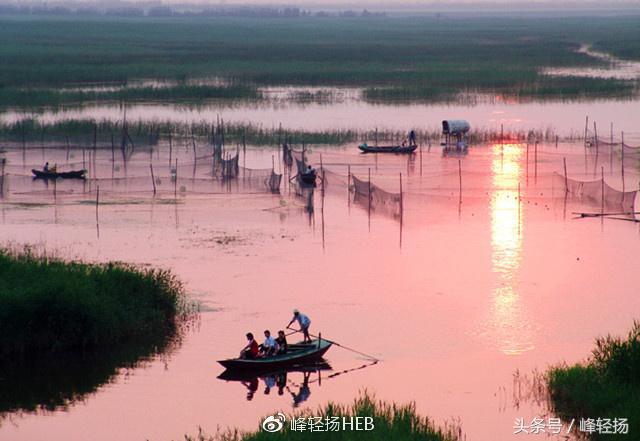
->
0;117;578;148
184;393;461;441
0;247;187;358
547;322;640;439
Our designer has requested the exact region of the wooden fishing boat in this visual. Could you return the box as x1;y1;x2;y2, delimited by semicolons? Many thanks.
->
32;169;86;180
358;143;417;154
218;338;332;371
217;361;332;381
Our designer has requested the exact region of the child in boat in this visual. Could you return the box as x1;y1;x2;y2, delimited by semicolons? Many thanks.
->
288;309;312;343
276;330;288;354
240;332;259;359
259;330;279;357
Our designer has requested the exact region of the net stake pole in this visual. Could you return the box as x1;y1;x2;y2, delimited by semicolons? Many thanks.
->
399;172;403;220
419;142;423;176
594;121;599;171
368;168;372;219
95;185;100;223
526;142;529;184
169;131;173;169
555;135;558;149
174;158;178;198
0;158;5;197
610;122;614;173
458;159;462;204
621;131;625;194
584;115;589;148
534;140;538;182
347;164;351;208
601;166;605;215
150;164;156;196
563;157;568;194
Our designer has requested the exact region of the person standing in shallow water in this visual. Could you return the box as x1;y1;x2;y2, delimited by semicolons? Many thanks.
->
287;309;311;343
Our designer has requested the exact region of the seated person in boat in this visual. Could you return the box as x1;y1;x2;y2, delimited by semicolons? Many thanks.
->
276;330;288;354
305;165;316;177
43;162;50;172
288;309;312;343
259;330;279;357
240;332;259;359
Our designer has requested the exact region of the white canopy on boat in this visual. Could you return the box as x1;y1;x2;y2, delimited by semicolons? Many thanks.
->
442;120;471;135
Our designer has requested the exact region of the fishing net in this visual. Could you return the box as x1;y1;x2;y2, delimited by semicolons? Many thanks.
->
218;154;240;179
292;149;307;176
351;174;402;218
553;172;637;213
282;144;293;168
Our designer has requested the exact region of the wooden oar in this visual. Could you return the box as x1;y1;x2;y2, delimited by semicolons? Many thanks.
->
287;327;380;362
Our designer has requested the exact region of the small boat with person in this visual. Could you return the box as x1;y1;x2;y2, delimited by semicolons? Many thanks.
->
358;143;417;154
32;169;86;180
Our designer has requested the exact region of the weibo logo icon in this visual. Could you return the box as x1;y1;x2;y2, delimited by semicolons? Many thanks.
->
262;412;286;433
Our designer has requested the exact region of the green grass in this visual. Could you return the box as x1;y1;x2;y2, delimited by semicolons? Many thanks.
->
0;84;261;107
184;392;461;441
1;14;639;105
547;321;640;439
0;247;186;357
0;117;569;148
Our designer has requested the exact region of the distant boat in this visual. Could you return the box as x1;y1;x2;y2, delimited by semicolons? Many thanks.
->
218;338;332;371
358;143;417;154
32;169;86;180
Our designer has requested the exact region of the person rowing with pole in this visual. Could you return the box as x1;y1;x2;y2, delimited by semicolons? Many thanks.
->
287;309;312;343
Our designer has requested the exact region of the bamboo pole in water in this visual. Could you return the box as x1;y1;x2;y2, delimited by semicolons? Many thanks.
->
534;140;538;181
594;121;599;169
0;158;5;197
169;131;173;168
174;159;178;198
584;115;589;148
95;185;100;222
399;172;403;219
601;166;605;215
368;168;372;217
150;164;156;196
347;164;351;207
621;131;625;193
563;157;568;193
610;122;614;173
458;159;462;203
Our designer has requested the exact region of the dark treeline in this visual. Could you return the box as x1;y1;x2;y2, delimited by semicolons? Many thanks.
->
0;3;385;19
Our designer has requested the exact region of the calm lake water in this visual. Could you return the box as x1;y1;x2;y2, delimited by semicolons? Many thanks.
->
0;134;639;440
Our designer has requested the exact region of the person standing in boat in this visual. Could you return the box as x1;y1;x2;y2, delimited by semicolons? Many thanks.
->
287;309;311;343
240;332;259;359
409;130;416;146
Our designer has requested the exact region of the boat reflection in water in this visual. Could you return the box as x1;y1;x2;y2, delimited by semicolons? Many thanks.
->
218;362;332;406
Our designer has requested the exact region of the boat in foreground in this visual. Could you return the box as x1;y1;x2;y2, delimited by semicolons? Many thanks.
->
32;169;86;180
218;338;332;371
217;361;332;381
358;143;417;154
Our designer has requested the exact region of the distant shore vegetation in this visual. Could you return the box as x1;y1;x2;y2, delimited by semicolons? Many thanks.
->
1;14;639;107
